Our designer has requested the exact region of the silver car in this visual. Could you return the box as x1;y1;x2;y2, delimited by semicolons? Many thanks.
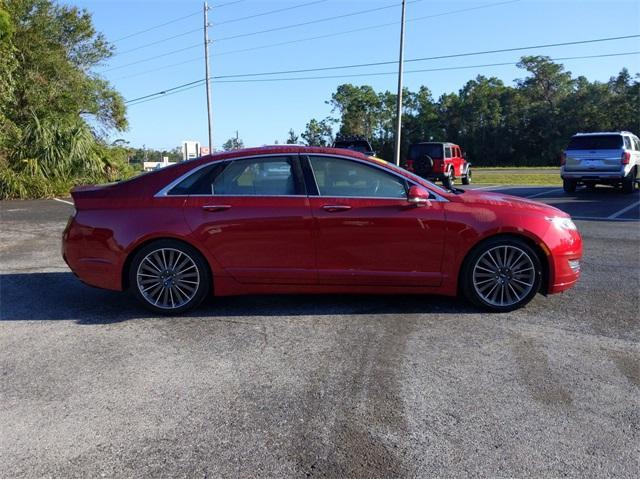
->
561;131;640;194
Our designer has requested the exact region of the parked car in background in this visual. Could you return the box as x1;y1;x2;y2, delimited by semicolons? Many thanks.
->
561;131;640;194
332;137;375;157
404;142;471;189
63;146;582;314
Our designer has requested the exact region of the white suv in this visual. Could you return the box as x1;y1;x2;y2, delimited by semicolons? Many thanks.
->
561;131;640;194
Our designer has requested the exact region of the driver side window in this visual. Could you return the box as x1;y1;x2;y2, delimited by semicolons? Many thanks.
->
308;156;407;199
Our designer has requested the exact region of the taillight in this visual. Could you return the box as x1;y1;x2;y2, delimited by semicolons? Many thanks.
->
406;159;414;172
622;151;631;164
560;152;566;166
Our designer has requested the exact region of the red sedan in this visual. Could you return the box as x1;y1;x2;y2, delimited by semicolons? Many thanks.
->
62;146;582;314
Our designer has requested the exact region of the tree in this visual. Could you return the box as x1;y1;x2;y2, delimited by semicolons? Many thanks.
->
0;0;130;199
286;129;299;144
223;136;244;151
301;118;333;146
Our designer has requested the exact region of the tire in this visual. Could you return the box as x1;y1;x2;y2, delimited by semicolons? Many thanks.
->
128;239;211;314
442;168;454;189
622;168;636;194
563;179;577;194
460;237;542;312
462;167;471;185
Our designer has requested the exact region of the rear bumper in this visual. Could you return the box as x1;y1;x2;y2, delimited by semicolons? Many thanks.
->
62;216;123;291
561;167;626;182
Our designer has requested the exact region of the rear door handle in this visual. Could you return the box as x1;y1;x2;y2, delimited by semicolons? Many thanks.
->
322;205;352;212
202;205;231;212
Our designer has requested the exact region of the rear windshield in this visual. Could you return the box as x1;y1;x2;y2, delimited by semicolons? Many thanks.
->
567;135;623;150
408;144;443;160
333;140;373;153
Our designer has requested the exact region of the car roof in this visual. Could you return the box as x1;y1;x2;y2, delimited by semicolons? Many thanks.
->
411;142;459;147
573;131;636;137
202;145;372;162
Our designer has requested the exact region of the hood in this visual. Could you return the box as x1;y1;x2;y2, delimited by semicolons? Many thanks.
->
456;189;569;217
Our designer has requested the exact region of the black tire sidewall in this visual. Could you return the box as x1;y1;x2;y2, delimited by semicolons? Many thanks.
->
461;237;543;312
128;239;211;314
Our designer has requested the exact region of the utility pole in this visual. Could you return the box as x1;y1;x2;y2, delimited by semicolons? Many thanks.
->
203;2;213;152
393;0;407;166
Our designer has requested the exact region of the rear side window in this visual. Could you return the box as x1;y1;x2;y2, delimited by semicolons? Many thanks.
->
212;156;301;196
623;136;632;149
634;137;640;151
444;146;452;158
167;163;225;195
567;135;623;150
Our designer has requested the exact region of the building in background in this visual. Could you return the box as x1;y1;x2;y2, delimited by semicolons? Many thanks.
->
182;140;201;161
143;156;176;171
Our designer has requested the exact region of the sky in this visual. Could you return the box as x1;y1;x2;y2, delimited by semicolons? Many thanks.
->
70;0;640;152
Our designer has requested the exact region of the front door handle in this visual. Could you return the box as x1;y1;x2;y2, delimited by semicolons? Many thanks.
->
202;205;231;212
322;205;352;212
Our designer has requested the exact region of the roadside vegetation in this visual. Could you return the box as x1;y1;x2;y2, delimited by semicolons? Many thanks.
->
1;0;638;199
0;0;132;199
297;61;639;167
472;171;562;186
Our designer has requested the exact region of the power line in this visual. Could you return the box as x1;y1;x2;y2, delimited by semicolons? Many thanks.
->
114;28;202;56
112;0;328;58
213;0;329;26
112;0;245;43
214;0;522;57
114;0;522;80
104;42;205;73
123;34;639;100
124;51;639;106
211;34;640;79
114;0;521;80
213;0;426;43
212;51;640;83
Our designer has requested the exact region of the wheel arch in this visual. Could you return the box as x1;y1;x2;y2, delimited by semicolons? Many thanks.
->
457;232;550;296
121;236;214;292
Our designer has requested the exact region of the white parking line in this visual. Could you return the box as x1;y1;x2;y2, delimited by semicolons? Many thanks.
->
52;198;74;206
607;200;640;219
525;188;563;199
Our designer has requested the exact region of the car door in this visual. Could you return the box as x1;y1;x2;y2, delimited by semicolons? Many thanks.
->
303;155;446;287
181;155;316;285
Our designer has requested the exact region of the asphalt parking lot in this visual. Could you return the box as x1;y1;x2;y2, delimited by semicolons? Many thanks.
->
1;186;639;478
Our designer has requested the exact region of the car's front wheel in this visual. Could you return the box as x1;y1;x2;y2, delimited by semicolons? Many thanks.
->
461;237;542;312
129;239;211;314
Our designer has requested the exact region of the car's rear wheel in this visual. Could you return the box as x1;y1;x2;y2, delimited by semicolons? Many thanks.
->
462;167;472;185
129;239;210;314
461;237;542;312
622;168;636;194
563;179;577;193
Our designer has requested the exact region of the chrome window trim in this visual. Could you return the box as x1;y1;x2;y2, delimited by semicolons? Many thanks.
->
155;152;449;202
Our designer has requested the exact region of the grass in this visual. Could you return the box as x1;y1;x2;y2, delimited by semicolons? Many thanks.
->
471;172;562;186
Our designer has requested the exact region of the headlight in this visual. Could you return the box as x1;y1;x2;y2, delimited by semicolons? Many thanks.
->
547;216;577;231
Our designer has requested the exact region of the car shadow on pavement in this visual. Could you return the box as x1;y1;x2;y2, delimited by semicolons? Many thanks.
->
0;272;477;324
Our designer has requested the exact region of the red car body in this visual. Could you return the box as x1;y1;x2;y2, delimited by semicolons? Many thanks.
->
62;146;581;308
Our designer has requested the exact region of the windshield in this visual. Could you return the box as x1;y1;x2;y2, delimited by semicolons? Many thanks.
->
409;143;443;160
567;135;623;150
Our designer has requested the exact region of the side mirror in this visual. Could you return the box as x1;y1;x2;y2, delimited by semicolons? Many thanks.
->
407;185;431;207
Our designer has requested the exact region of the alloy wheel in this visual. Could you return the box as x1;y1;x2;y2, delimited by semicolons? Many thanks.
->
136;248;200;310
472;245;536;307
